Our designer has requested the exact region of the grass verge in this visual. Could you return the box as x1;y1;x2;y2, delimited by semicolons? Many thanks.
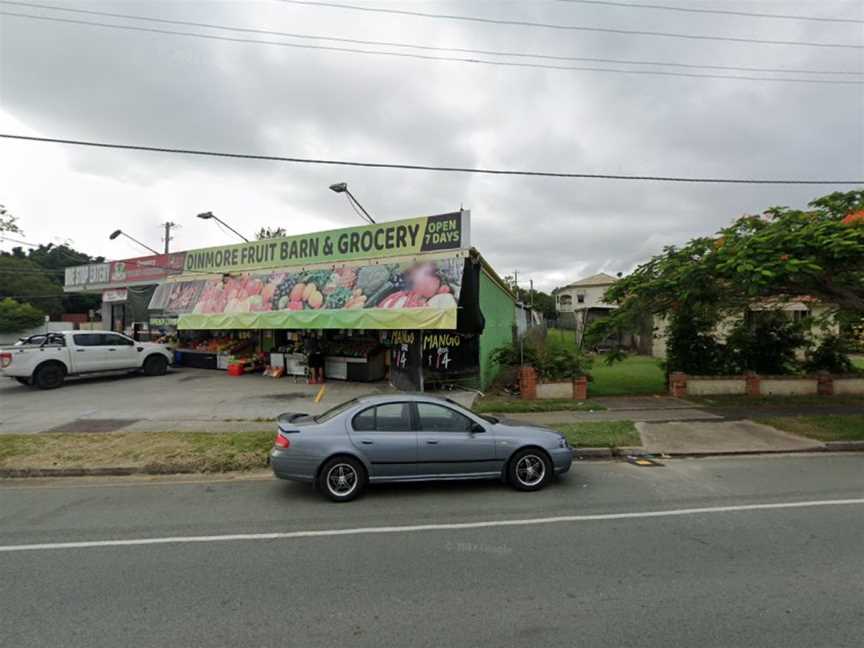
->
0;430;275;472
474;398;605;413
760;416;864;442
551;421;641;448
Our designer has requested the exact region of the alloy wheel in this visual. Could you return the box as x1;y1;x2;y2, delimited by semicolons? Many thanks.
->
326;463;359;497
515;454;546;487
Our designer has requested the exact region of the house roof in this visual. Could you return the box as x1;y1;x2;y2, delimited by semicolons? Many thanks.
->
561;272;619;289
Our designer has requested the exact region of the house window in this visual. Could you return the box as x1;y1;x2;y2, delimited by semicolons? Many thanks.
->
559;295;572;307
577;293;585;304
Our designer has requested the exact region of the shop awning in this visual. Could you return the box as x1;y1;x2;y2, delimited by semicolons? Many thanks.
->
157;252;467;331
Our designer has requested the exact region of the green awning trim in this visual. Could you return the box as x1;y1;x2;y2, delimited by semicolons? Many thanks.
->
178;307;457;331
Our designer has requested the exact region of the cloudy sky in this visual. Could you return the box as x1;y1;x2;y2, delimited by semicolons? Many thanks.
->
1;0;862;290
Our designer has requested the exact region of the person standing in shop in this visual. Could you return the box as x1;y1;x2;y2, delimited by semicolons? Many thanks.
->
305;334;325;384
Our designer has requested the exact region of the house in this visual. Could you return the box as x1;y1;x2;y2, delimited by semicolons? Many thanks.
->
651;298;840;359
553;273;627;346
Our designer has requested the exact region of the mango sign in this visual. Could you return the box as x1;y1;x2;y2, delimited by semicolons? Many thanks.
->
184;211;470;274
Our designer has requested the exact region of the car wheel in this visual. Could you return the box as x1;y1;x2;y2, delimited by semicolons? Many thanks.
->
14;377;31;386
508;448;552;492
318;456;366;502
34;363;66;390
143;355;168;376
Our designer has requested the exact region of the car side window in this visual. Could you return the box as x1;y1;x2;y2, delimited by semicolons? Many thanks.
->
352;407;376;432
103;333;134;346
73;333;102;347
416;403;474;433
352;404;411;432
376;404;412;432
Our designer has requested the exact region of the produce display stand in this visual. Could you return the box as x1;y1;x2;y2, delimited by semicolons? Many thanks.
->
175;349;219;370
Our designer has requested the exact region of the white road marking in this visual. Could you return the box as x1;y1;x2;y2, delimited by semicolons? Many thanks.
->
2;497;863;553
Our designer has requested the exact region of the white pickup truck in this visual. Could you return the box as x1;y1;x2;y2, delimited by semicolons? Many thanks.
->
0;331;174;389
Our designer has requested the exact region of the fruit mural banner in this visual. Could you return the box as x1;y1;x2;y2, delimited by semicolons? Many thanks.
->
182;211;469;274
167;255;465;330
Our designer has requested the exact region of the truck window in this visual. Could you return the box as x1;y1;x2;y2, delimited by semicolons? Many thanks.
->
73;333;103;347
103;333;134;346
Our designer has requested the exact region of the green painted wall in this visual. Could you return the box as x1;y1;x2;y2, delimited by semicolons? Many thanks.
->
478;269;516;389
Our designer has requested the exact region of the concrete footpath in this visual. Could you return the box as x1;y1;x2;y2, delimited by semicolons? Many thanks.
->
503;396;863;456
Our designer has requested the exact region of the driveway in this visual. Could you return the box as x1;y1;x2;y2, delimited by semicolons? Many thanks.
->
0;369;479;434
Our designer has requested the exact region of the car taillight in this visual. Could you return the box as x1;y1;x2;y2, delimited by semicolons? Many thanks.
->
275;432;291;449
0;353;11;368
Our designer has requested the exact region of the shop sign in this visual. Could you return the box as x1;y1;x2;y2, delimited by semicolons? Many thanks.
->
150;316;179;327
183;211;470;274
421;332;477;374
174;255;465;330
102;288;128;303
65;263;111;289
110;252;186;284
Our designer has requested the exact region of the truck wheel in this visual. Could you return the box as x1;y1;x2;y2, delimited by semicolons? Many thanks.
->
34;363;66;390
143;355;168;376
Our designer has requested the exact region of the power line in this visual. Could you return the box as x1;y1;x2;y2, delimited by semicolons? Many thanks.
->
3;133;862;185
3;1;859;77
2;11;860;85
556;1;864;25
277;0;864;49
0;234;40;247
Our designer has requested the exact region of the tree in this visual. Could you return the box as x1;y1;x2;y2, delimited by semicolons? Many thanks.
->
0;255;63;317
587;190;864;373
256;227;287;240
0;204;22;234
0;298;45;334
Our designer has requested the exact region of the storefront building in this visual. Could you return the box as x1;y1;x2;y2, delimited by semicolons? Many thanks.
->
63;211;515;390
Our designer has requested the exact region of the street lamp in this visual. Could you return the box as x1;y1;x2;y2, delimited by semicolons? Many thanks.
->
196;211;249;242
108;229;159;255
329;182;376;224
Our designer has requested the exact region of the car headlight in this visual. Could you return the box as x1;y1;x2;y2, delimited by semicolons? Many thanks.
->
559;436;569;448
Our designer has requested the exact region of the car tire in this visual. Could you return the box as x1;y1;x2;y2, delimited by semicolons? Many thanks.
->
142;355;168;376
507;448;552;492
33;363;66;390
317;456;367;502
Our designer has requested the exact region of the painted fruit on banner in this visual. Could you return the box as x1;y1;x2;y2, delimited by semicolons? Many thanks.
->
189;257;464;315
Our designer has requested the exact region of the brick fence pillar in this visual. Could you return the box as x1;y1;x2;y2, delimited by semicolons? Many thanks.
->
744;372;761;397
817;371;834;396
669;372;688;398
573;376;588;401
519;366;537;400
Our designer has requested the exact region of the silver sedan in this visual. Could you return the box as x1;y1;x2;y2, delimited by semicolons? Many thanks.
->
270;393;572;502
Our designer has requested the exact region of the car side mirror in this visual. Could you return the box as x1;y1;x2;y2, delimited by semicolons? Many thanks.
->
470;423;486;434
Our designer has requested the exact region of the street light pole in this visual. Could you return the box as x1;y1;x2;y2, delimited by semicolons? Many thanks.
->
196;212;249;242
329;182;376;224
108;229;159;255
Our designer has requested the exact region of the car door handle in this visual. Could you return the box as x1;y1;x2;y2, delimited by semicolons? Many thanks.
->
108;348;116;351
76;349;86;352
426;440;439;445
360;440;374;445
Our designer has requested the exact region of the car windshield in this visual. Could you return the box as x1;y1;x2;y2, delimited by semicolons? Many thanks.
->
313;398;359;423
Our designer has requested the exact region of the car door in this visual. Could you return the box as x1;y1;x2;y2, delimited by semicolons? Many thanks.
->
414;402;499;478
71;333;109;373
348;403;418;480
101;333;139;370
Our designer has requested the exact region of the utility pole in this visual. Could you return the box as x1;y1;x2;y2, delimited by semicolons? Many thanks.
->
529;279;534;307
162;222;178;254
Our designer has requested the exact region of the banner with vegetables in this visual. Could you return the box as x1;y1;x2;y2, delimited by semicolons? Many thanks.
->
174;256;465;330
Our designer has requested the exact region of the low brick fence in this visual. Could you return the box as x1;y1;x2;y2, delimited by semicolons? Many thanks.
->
519;367;588;400
670;371;864;398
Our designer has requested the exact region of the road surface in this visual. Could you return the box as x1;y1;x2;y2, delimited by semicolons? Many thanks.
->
2;454;863;647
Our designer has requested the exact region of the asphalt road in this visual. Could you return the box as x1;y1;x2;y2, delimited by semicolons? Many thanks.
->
2;454;863;647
